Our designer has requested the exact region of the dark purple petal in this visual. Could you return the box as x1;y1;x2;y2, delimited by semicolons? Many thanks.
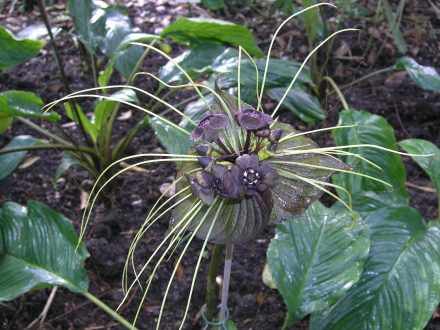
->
203;129;221;143
235;109;274;131
213;171;239;199
204;113;228;129
198;156;213;168
236;154;259;170
255;128;271;138
270;129;283;142
190;127;204;142
195;144;210;155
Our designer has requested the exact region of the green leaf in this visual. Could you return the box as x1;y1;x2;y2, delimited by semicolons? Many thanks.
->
65;103;98;142
310;206;440;330
332;109;408;204
158;44;234;84
399;139;440;198
224;319;238;330
0;26;44;71
16;22;61;40
161;18;263;57
266;87;324;124
0;200;89;300
0;90;60;123
396;57;440;92
94;89;139;129
55;153;80;180
0;114;12;134
0;135;43;180
268;202;369;326
382;0;407;54
67;0;107;54
150;118;192;155
201;0;226;10
99;32;159;85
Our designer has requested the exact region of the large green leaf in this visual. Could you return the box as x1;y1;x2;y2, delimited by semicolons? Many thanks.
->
266;87;324;124
67;0;107;54
332;109;408;204
0;114;13;134
0;135;43;180
0;26;44;71
0;200;89;300
267;202;369;327
150;118;192;155
54;153;80;180
161;18;263;57
310;206;440;330
0;91;60;123
158;44;236;84
399;139;440;198
396;57;440;92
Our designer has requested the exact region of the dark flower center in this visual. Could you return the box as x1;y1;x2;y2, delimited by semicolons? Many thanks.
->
213;178;225;194
243;168;261;187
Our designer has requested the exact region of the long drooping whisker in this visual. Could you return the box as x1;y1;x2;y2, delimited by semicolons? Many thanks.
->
43;85;196;125
238;46;262;111
276;147;382;170
156;199;222;330
80;157;198;245
292;144;434;158
119;200;202;311
178;200;225;330
277;168;353;216
123;188;192;293
129;42;212;111
130;202;204;327
258;2;337;111
44;94;191;136
279;125;357;143
271;28;359;117
269;159;393;188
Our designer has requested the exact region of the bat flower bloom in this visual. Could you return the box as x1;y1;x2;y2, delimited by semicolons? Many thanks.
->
231;154;279;197
171;87;348;244
189;113;228;142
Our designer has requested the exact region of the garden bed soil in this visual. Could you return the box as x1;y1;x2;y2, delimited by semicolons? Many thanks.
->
0;1;439;329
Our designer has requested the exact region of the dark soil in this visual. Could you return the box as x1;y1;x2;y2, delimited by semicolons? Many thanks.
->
0;0;439;329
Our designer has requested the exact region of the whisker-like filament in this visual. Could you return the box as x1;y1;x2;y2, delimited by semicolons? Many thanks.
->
270;159;393;188
43;85;196;125
271;28;359;117
119;200;202;311
130;202;204;327
258;2;338;111
156;199;222;330
279;124;357;143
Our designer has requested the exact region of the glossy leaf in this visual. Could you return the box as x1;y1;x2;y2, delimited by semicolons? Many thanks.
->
332;109;408;204
0;114;12;134
396;57;440;92
0;200;89;300
0;135;43;180
266;87;324;124
67;0;107;54
161;18;263;57
158;44;236;84
0;26;44;70
150;118;192;156
0;90;60;123
55;153;80;180
267;202;369;326
16;22;61;40
399;139;440;197
310;206;440;330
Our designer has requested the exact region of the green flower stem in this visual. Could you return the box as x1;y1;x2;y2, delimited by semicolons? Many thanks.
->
205;244;224;323
17;118;69;145
220;243;234;322
337;66;396;92
322;76;349;110
82;291;138;330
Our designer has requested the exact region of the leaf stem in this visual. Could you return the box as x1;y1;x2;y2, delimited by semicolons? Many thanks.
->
17;117;69;145
82;291;138;330
0;144;96;156
322;76;349;110
220;243;234;322
337;66;396;92
205;244;224;323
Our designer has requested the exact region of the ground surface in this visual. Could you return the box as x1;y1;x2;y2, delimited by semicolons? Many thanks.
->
0;0;439;329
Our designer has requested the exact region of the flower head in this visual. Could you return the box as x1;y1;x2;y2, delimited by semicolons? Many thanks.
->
190;113;228;143
235;109;274;133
